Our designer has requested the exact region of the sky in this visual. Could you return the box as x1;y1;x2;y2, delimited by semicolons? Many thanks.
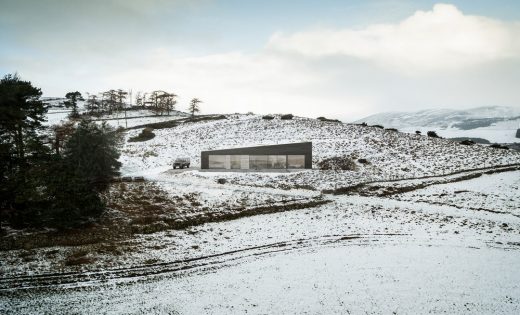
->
1;0;519;121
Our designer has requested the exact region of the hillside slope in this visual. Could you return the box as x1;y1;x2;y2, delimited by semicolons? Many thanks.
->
355;106;520;129
354;106;520;143
120;114;520;190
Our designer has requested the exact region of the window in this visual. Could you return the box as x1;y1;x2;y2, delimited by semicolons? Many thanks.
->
230;155;242;169
240;155;250;169
249;155;268;169
268;155;287;169
208;155;226;169
287;155;305;169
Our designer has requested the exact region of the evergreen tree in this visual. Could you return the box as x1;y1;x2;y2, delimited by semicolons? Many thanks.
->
0;73;49;216
188;98;202;117
64;91;83;119
62;119;121;191
43;155;105;227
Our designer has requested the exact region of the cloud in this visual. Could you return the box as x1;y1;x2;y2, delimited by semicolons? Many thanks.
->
267;4;520;73
2;2;519;121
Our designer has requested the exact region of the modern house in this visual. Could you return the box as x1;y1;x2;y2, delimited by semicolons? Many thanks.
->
201;142;312;170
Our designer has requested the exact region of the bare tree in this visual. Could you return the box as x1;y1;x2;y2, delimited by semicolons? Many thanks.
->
85;93;100;116
188;98;202;117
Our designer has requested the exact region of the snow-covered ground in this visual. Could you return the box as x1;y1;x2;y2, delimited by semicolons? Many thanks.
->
2;112;520;314
401;119;520;144
120;114;520;190
2;171;520;314
356;106;520;144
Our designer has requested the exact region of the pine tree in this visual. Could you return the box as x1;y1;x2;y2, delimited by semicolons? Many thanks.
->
62;119;122;191
64;91;83;118
0;73;49;216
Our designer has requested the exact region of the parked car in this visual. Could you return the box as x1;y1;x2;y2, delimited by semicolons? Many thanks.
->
173;157;190;169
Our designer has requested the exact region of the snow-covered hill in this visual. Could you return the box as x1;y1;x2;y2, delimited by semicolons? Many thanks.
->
121;114;520;190
355;106;520;143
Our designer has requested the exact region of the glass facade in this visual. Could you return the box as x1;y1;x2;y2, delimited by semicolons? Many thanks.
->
230;155;241;169
209;154;305;169
208;155;226;169
268;155;287;169
287;155;305;169
249;155;268;169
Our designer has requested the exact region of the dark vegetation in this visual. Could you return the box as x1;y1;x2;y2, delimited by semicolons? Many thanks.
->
371;124;384;129
317;157;358;171
317;116;341;123
450;137;490;144
385;128;398;132
262;115;274;120
459;139;475;146
186;114;226;123
427;131;441;138
358;158;370;164
64;91;83;119
0;74;121;229
129;115;226;130
1;182;328;250
281;114;294;120
86;90;177;117
415;130;421;135
490;143;509;150
128;127;155;142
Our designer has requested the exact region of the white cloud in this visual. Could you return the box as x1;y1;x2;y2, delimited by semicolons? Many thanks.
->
102;50;374;119
267;4;520;73
7;3;520;121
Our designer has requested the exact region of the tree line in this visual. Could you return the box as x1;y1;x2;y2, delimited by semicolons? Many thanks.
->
0;74;121;229
82;89;201;117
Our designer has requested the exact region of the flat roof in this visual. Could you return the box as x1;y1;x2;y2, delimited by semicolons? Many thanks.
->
201;142;312;154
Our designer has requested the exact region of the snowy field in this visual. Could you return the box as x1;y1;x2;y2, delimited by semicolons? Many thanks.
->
2;171;520;314
4;240;519;314
120;114;520;190
2;112;520;314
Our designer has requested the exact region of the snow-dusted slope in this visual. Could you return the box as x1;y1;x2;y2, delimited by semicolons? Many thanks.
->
121;114;520;189
355;106;520;143
355;106;520;128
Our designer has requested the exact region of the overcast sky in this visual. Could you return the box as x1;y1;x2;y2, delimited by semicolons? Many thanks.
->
1;0;519;121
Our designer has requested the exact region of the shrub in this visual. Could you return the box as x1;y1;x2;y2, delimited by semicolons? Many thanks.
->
317;157;357;171
128;127;155;142
415;130;421;135
317;117;341;123
427;131;440;138
460;140;475;145
385;128;398;132
186;115;226;123
490;143;509;150
262;115;274;120
130;120;178;130
358;158;370;164
281;114;294;120
371;125;384;129
65;250;95;266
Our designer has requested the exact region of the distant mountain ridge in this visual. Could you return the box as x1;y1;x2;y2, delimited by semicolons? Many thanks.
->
355;106;520;130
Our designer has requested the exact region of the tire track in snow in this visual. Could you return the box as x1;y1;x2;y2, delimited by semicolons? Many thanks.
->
0;233;408;291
